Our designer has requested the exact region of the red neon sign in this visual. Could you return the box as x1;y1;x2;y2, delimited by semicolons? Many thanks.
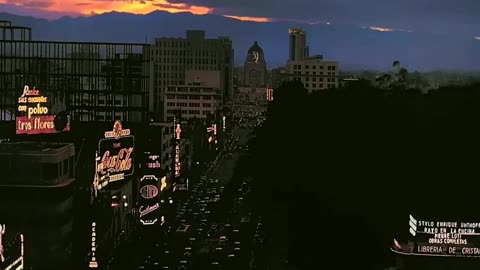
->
16;115;71;135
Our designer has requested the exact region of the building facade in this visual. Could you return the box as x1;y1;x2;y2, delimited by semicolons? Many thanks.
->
243;41;267;88
0;142;75;269
0;20;151;123
163;70;222;122
286;28;340;92
150;30;234;118
287;55;340;91
269;67;288;89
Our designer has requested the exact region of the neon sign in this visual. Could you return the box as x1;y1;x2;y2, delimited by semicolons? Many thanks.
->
104;120;130;140
140;203;160;218
16;85;70;135
99;148;133;175
207;124;217;143
0;224;4;263
140;175;160;226
95;120;135;191
1;231;24;270
89;222;98;268
146;154;161;169
173;117;181;178
175;144;181;177
266;87;273;101
176;124;181;140
140;218;158;225
160;176;167;191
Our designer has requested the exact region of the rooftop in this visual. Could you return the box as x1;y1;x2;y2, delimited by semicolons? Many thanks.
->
0;142;73;154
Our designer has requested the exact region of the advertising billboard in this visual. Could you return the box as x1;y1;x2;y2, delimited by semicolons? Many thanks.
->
139;175;160;226
16;85;71;135
392;215;480;257
94;120;134;192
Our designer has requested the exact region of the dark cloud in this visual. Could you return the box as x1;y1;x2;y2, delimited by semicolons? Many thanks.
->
166;0;480;35
75;2;91;5
0;3;73;19
153;2;190;9
5;0;52;8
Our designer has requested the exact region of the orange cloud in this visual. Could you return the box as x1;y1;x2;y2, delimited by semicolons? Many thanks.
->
0;0;212;17
0;0;271;23
223;15;271;23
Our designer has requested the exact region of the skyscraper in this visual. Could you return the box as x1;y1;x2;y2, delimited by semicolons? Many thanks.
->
286;29;339;92
150;30;234;119
289;28;309;61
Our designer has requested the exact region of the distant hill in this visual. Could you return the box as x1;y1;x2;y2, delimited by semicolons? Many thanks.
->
1;11;480;71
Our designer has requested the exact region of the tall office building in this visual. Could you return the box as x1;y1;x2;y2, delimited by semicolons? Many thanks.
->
289;28;309;61
150;30;234;119
0;20;151;123
286;29;339;92
244;41;267;87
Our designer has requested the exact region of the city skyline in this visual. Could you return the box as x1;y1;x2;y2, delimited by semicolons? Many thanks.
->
2;10;480;71
1;0;479;37
3;3;480;269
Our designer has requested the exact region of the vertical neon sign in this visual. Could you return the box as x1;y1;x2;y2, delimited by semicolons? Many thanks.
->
89;222;98;268
222;116;226;132
0;224;4;263
174;119;181;178
20;234;24;267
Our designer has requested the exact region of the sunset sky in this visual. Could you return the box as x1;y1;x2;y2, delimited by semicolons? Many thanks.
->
0;0;270;22
0;0;479;38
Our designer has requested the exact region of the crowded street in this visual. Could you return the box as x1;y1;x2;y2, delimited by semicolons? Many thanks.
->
99;125;267;270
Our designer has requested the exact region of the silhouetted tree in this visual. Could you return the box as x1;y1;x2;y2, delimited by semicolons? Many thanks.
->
247;79;480;270
376;60;408;90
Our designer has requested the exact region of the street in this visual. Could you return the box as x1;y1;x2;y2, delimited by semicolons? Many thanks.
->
104;125;268;270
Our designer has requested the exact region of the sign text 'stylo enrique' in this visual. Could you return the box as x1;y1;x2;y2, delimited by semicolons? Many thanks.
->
16;85;71;134
392;215;480;258
94;120;134;192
